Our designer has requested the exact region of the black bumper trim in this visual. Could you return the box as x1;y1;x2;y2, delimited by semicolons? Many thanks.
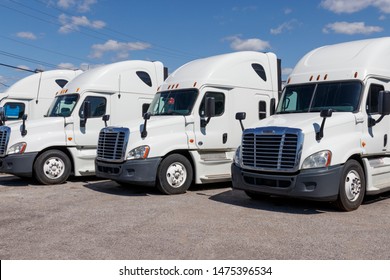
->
0;152;38;177
95;157;162;186
231;163;343;201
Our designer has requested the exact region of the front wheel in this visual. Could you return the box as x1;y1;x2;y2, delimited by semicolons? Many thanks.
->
336;159;365;211
157;154;193;194
33;150;71;185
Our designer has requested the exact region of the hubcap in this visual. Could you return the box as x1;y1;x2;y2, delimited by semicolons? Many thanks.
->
345;170;361;202
43;157;65;179
166;162;187;188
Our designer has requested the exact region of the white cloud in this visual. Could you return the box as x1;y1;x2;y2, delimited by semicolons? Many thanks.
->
57;0;97;12
90;39;152;59
16;65;31;71
16;31;37;40
323;21;383;35
321;0;390;14
58;14;106;33
270;19;298;35
224;36;271;51
282;68;293;76
58;62;76;69
284;8;292;14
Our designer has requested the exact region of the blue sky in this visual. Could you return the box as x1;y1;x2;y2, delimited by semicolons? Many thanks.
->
1;0;390;92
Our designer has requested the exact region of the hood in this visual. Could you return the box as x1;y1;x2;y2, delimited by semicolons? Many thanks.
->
112;115;188;158
6;117;66;153
250;112;360;166
255;112;355;136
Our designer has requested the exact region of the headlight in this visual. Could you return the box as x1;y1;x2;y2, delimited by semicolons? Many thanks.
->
7;142;27;155
126;145;150;160
302;150;332;169
233;146;241;166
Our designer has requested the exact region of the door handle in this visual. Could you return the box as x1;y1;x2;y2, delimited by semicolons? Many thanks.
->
223;133;228;144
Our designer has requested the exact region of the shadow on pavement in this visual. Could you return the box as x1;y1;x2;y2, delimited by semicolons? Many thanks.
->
208;188;338;214
83;179;160;196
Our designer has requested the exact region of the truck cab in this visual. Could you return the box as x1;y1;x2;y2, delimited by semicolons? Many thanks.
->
0;69;82;125
0;60;165;184
232;37;390;211
95;51;281;194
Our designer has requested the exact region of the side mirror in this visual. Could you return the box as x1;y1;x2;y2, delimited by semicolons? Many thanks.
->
21;114;28;136
204;97;216;118
201;97;215;127
316;109;333;141
80;101;91;128
320;108;333;118
102;114;110;127
378;90;390;115
141;112;151;138
0;107;5;125
235;112;246;131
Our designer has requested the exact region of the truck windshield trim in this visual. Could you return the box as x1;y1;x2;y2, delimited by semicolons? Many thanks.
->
148;89;198;116
277;81;363;114
46;94;79;117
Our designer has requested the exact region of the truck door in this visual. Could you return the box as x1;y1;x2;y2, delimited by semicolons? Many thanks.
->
72;93;111;147
194;89;232;150
362;80;390;154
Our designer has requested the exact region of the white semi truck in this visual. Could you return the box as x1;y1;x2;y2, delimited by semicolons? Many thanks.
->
95;51;281;194
0;60;165;184
0;69;82;125
232;37;390;211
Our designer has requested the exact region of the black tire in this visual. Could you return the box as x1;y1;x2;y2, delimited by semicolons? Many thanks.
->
33;150;71;185
157;154;193;194
245;191;269;200
336;159;365;211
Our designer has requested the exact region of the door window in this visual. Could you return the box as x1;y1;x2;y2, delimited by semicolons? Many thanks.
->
366;84;384;115
79;96;107;118
199;92;225;117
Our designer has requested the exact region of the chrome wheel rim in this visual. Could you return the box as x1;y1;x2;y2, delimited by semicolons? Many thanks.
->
345;170;361;202
166;162;187;188
43;157;65;179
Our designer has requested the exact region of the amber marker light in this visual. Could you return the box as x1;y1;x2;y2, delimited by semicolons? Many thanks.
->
354;72;358;78
309;75;313;81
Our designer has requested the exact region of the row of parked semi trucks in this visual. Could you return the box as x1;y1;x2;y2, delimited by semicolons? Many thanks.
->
1;37;390;211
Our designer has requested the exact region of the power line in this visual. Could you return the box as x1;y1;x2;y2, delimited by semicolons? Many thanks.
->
5;0;199;60
0;62;38;73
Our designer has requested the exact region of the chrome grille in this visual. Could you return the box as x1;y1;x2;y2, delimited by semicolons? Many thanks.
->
241;127;303;172
97;127;129;162
0;126;11;157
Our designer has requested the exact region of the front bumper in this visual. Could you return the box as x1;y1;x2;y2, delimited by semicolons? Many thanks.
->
95;157;162;186
0;152;38;177
231;163;343;201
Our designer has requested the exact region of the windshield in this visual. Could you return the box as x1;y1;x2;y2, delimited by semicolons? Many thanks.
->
277;81;362;114
47;94;79;117
148;89;198;116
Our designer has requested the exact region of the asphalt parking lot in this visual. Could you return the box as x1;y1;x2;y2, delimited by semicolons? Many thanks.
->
1;173;390;260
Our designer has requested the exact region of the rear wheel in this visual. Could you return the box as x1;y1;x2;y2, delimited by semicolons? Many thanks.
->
336;159;365;211
33;150;71;185
157;154;193;194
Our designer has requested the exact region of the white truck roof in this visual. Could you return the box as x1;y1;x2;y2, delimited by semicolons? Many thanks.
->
63;60;164;94
161;51;279;91
4;69;82;100
288;37;390;84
